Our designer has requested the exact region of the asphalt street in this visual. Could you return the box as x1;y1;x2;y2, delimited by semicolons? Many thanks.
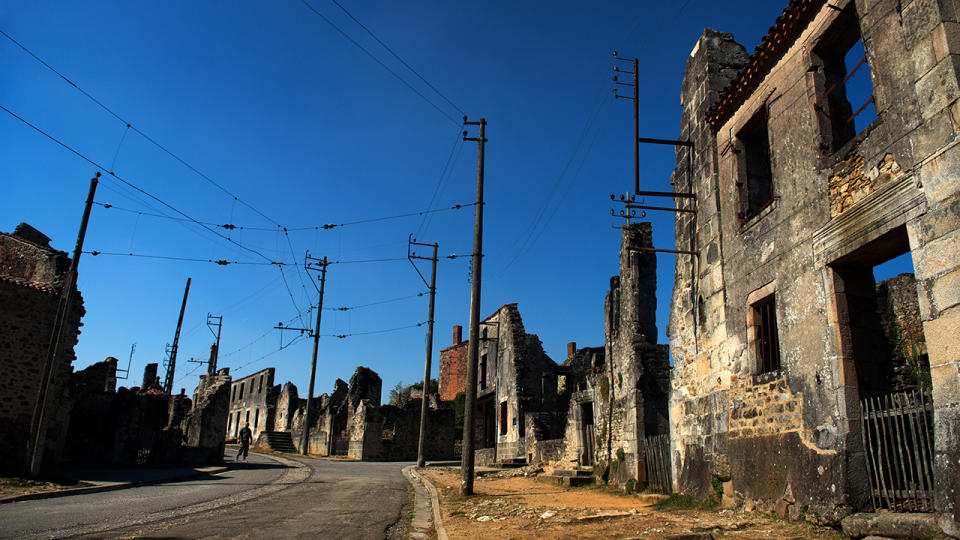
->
0;454;411;539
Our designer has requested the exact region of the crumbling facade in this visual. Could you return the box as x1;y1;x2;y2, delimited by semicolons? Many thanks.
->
226;367;276;441
0;223;84;473
557;223;671;489
440;304;562;466
250;366;457;461
64;361;232;467
669;0;960;532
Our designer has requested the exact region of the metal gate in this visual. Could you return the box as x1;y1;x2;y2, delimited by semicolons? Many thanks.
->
642;433;672;494
860;390;935;511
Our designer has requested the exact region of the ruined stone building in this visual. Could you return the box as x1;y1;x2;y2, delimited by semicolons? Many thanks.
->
226;367;276;441
64;358;232;467
0;223;84;473
668;0;960;531
439;304;563;466
556;223;671;489
245;365;457;461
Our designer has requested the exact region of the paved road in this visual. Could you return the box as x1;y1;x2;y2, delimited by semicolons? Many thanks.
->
0;454;411;539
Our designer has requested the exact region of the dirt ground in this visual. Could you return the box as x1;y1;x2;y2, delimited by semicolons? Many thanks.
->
421;468;844;540
0;477;89;499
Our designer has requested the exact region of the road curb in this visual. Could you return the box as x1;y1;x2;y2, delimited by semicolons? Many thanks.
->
404;465;449;540
0;465;230;505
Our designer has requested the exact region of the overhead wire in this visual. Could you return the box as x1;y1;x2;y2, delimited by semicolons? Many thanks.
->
328;0;465;117
0;102;280;265
417;128;466;237
499;0;695;274
298;0;461;126
320;321;426;339
0;27;282;228
323;292;426;312
93;199;475;232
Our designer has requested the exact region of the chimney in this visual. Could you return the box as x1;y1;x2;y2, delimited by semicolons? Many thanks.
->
567;342;577;357
453;325;463;345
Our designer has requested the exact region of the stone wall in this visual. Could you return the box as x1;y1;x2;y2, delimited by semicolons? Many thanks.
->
0;224;85;473
226;367;274;441
553;223;671;490
669;1;960;532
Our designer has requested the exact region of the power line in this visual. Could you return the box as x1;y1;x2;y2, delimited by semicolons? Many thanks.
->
0;102;280;265
94;199;475;232
417;128;465;237
221;312;306;359
0;27;282;228
298;0;461;126
328;0;465;117
234;333;309;372
83;250;278;266
321;321;426;339
324;292;425;311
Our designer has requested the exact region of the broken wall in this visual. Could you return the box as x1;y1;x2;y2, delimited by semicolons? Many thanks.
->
0;224;85;473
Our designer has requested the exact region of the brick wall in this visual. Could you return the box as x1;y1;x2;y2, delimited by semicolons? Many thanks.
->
727;376;803;438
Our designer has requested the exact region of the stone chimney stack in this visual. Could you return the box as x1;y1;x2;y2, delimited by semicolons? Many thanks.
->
453;325;463;345
567;342;577;357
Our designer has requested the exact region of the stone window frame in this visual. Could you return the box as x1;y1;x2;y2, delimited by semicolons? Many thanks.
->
733;103;777;225
746;281;782;376
806;0;878;156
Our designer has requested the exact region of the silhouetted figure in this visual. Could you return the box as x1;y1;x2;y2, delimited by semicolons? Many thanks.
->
238;422;252;461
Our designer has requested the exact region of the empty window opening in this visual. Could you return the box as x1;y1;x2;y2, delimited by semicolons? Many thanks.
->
813;3;876;151
227;413;232;432
258;375;263;393
231;386;236;402
737;107;774;222
753;294;781;373
479;354;488;389
239;383;245;399
254;408;260;429
499;401;508;436
833;229;929;398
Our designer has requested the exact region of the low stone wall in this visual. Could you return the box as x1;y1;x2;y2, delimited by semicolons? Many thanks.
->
728;375;803;438
475;448;496;466
530;438;564;466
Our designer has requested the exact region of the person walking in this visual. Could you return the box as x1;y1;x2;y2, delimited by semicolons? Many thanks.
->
238;422;252;461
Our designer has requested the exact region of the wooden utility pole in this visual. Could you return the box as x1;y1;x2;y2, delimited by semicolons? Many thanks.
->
163;277;192;395
460;117;486;496
301;254;328;455
409;236;438;468
29;172;99;476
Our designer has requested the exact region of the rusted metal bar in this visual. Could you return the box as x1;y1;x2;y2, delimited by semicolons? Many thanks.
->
846;96;875;124
623;202;697;214
861;398;880;510
620;242;698;256
814;53;869;109
634;189;696;199
637;136;694;147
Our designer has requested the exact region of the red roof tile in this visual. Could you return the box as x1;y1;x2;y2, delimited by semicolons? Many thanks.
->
706;0;827;131
0;274;59;295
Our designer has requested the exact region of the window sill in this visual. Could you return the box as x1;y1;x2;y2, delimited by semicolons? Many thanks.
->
738;197;779;233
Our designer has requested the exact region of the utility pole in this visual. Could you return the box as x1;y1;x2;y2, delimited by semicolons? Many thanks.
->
206;314;223;375
163;277;192;395
613;52;639;194
460;117;486;496
29;171;99;476
409;235;438;469
276;253;328;455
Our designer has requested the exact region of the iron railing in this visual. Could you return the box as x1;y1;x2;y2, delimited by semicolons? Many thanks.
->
860;390;935;511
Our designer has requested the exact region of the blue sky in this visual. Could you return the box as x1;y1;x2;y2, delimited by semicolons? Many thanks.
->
1;1;910;402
